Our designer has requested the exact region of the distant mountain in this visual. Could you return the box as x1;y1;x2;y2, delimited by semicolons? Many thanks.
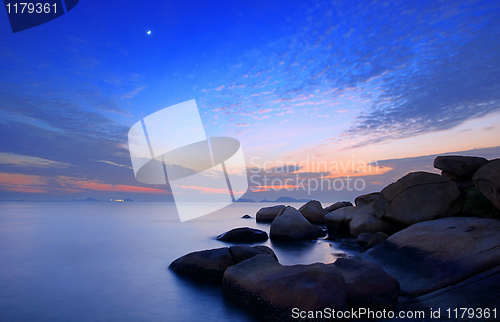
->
72;197;100;202
235;198;255;202
260;197;310;203
124;198;134;202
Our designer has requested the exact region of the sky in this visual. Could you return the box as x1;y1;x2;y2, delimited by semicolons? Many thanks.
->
1;0;500;203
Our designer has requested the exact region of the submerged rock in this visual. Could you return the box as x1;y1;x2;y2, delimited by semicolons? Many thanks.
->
169;245;277;283
270;206;317;242
256;205;286;223
217;227;268;243
222;255;348;321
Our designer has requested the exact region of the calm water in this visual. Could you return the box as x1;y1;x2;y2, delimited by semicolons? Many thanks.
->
0;202;354;322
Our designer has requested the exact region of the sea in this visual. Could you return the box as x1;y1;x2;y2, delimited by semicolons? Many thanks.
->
0;201;357;322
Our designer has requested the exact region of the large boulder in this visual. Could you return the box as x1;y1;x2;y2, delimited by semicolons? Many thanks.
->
333;258;400;310
298;200;327;224
256;205;286;223
416;265;500;314
434;155;489;178
362;217;500;296
375;171;462;226
270;206;317;242
217;227;268;243
355;192;381;208
325;206;359;234
349;212;399;238
357;233;374;247
169;246;277;283
222;255;348;321
473;159;500;211
324;201;353;213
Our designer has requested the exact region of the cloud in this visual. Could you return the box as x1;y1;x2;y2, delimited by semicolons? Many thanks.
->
0;152;70;168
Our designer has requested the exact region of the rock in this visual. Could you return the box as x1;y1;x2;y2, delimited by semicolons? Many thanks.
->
325;206;359;235
298;200;327;224
217;227;268;243
256;205;286;223
355;192;381;208
455;179;475;200
362;217;500;296
357;233;374;247
441;171;467;181
324;201;353;213
416;264;500;313
222;255;348;321
462;187;500;218
473;159;500;211
333;258;400;310
377;171;462;226
311;224;326;237
434;155;489;178
349;212;400;238
169;245;277;283
270;206;317;242
364;232;389;251
241;214;252;219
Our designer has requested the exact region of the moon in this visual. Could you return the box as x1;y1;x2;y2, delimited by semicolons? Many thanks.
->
147;30;151;35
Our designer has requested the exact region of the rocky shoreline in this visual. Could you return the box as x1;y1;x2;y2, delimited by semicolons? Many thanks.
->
169;155;500;321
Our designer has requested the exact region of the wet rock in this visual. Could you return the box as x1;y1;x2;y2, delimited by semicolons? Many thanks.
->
241;214;252;219
217;227;268;243
169;246;277;283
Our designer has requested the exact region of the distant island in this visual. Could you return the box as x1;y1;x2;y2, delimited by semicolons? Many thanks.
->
235;198;255;202
71;197;100;202
260;197;311;203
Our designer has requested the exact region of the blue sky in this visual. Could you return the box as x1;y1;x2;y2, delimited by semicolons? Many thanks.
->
1;0;499;202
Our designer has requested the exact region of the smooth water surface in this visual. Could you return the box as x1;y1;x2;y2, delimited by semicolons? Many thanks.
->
0;202;353;322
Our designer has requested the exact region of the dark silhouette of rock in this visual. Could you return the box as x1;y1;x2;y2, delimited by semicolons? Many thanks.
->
222;255;348;321
270;206;317;242
355;192;381;208
311;224;326;237
256;205;286;223
298;200;327;224
325;206;359;235
473;159;500;211
169;246;277;283
349;210;400;238
434;155;488;178
357;233;374;247
375;171;462;226
241;214;252;219
362;217;500;296
333;258;400;310
324;201;353;213
217;227;268;243
364;232;389;251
